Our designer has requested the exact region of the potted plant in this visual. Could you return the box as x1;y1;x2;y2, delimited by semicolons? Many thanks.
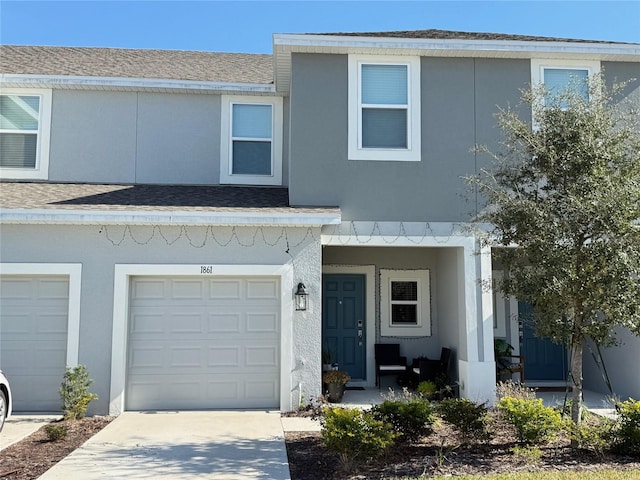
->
494;338;515;381
322;347;333;372
417;380;437;399
322;370;350;403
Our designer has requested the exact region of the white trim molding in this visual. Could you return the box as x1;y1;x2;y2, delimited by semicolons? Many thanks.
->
220;95;283;186
0;88;52;180
530;58;601;89
380;269;431;337
108;263;294;415
0;263;82;368
348;55;421;162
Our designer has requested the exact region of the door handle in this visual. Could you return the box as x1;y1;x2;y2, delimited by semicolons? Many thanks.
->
358;329;363;339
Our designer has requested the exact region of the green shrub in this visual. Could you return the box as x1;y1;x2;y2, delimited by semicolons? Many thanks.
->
321;407;396;466
569;418;614;457
612;398;640;456
497;397;563;444
437;398;491;442
60;365;99;421
371;397;435;442
44;423;68;442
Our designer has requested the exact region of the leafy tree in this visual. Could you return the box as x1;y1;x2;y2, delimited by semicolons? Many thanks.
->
471;75;640;424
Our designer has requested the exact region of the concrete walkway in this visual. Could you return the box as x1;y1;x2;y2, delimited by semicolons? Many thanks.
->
0;414;60;450
38;411;290;480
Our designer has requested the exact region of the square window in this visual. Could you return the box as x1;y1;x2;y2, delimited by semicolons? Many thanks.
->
531;59;600;111
348;55;421;162
0;89;52;180
220;96;282;185
380;269;431;337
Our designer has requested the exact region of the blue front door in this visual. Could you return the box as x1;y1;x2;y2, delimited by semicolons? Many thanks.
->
322;274;366;381
519;301;567;381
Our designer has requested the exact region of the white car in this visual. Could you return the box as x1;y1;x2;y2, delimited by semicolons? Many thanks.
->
0;370;12;432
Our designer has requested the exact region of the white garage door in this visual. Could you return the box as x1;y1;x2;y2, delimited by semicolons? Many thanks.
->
126;276;280;410
0;276;69;412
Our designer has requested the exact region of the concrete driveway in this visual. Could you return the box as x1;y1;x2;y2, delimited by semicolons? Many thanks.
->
38;411;291;480
1;414;60;450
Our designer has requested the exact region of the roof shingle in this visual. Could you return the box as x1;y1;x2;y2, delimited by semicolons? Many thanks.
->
0;45;273;84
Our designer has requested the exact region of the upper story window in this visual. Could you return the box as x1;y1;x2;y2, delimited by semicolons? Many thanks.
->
220;96;283;185
348;55;421;162
531;59;600;108
0;88;52;180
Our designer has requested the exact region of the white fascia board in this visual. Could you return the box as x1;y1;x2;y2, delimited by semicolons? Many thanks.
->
0;208;341;226
0;74;276;94
274;34;640;59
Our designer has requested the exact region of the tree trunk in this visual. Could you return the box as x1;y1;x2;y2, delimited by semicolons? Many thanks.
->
570;338;584;426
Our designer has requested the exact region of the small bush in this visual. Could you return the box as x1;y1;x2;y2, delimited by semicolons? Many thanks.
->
511;444;542;465
321;407;396;467
569;418;614;457
417;380;437;396
612;398;640;456
497;397;563;444
44;423;68;442
496;380;536;401
372;397;435;442
437;398;491;442
60;365;98;421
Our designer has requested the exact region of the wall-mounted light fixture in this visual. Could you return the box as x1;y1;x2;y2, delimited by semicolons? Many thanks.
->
295;282;308;311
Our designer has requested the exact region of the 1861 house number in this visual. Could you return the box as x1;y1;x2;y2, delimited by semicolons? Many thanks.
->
200;265;213;274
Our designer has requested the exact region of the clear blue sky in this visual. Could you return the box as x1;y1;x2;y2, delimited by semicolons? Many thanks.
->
1;1;639;53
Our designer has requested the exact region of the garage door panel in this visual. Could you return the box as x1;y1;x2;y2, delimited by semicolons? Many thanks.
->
208;313;242;333
1;275;68;412
126;276;280;410
246;280;279;299
208;280;242;299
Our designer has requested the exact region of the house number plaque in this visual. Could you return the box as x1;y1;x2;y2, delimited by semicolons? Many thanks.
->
200;265;213;274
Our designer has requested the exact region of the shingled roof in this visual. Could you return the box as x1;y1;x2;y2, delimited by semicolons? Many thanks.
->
0;183;339;214
0;45;273;84
312;29;636;45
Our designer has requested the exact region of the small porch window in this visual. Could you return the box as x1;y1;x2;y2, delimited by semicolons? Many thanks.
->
380;269;431;337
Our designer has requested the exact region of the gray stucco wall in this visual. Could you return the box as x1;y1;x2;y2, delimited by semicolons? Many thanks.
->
47;90;288;186
0;223;321;414
288;53;530;222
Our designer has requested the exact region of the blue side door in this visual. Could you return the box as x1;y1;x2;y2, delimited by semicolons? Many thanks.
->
519;301;567;381
322;274;366;381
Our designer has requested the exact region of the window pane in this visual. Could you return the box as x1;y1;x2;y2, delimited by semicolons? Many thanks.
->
391;281;417;301
232;140;271;175
362;64;408;105
232;104;272;139
391;304;418;324
544;68;589;104
0;95;40;130
0;133;37;168
362;108;407;148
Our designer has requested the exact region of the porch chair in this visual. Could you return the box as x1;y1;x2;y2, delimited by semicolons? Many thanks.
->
497;355;525;383
412;347;453;383
374;343;408;388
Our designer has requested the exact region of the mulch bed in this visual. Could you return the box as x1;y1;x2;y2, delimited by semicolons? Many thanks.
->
285;416;640;479
0;417;113;480
2;412;639;480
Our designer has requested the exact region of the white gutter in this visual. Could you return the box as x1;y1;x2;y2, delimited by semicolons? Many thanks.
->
274;34;640;57
0;74;276;94
0;208;341;227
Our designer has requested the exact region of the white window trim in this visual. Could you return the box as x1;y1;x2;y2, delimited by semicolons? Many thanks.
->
531;59;601;90
348;55;421;162
380;269;431;337
220;95;283;185
0;88;52;180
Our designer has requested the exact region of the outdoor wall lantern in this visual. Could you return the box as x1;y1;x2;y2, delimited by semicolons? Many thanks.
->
295;282;308;311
